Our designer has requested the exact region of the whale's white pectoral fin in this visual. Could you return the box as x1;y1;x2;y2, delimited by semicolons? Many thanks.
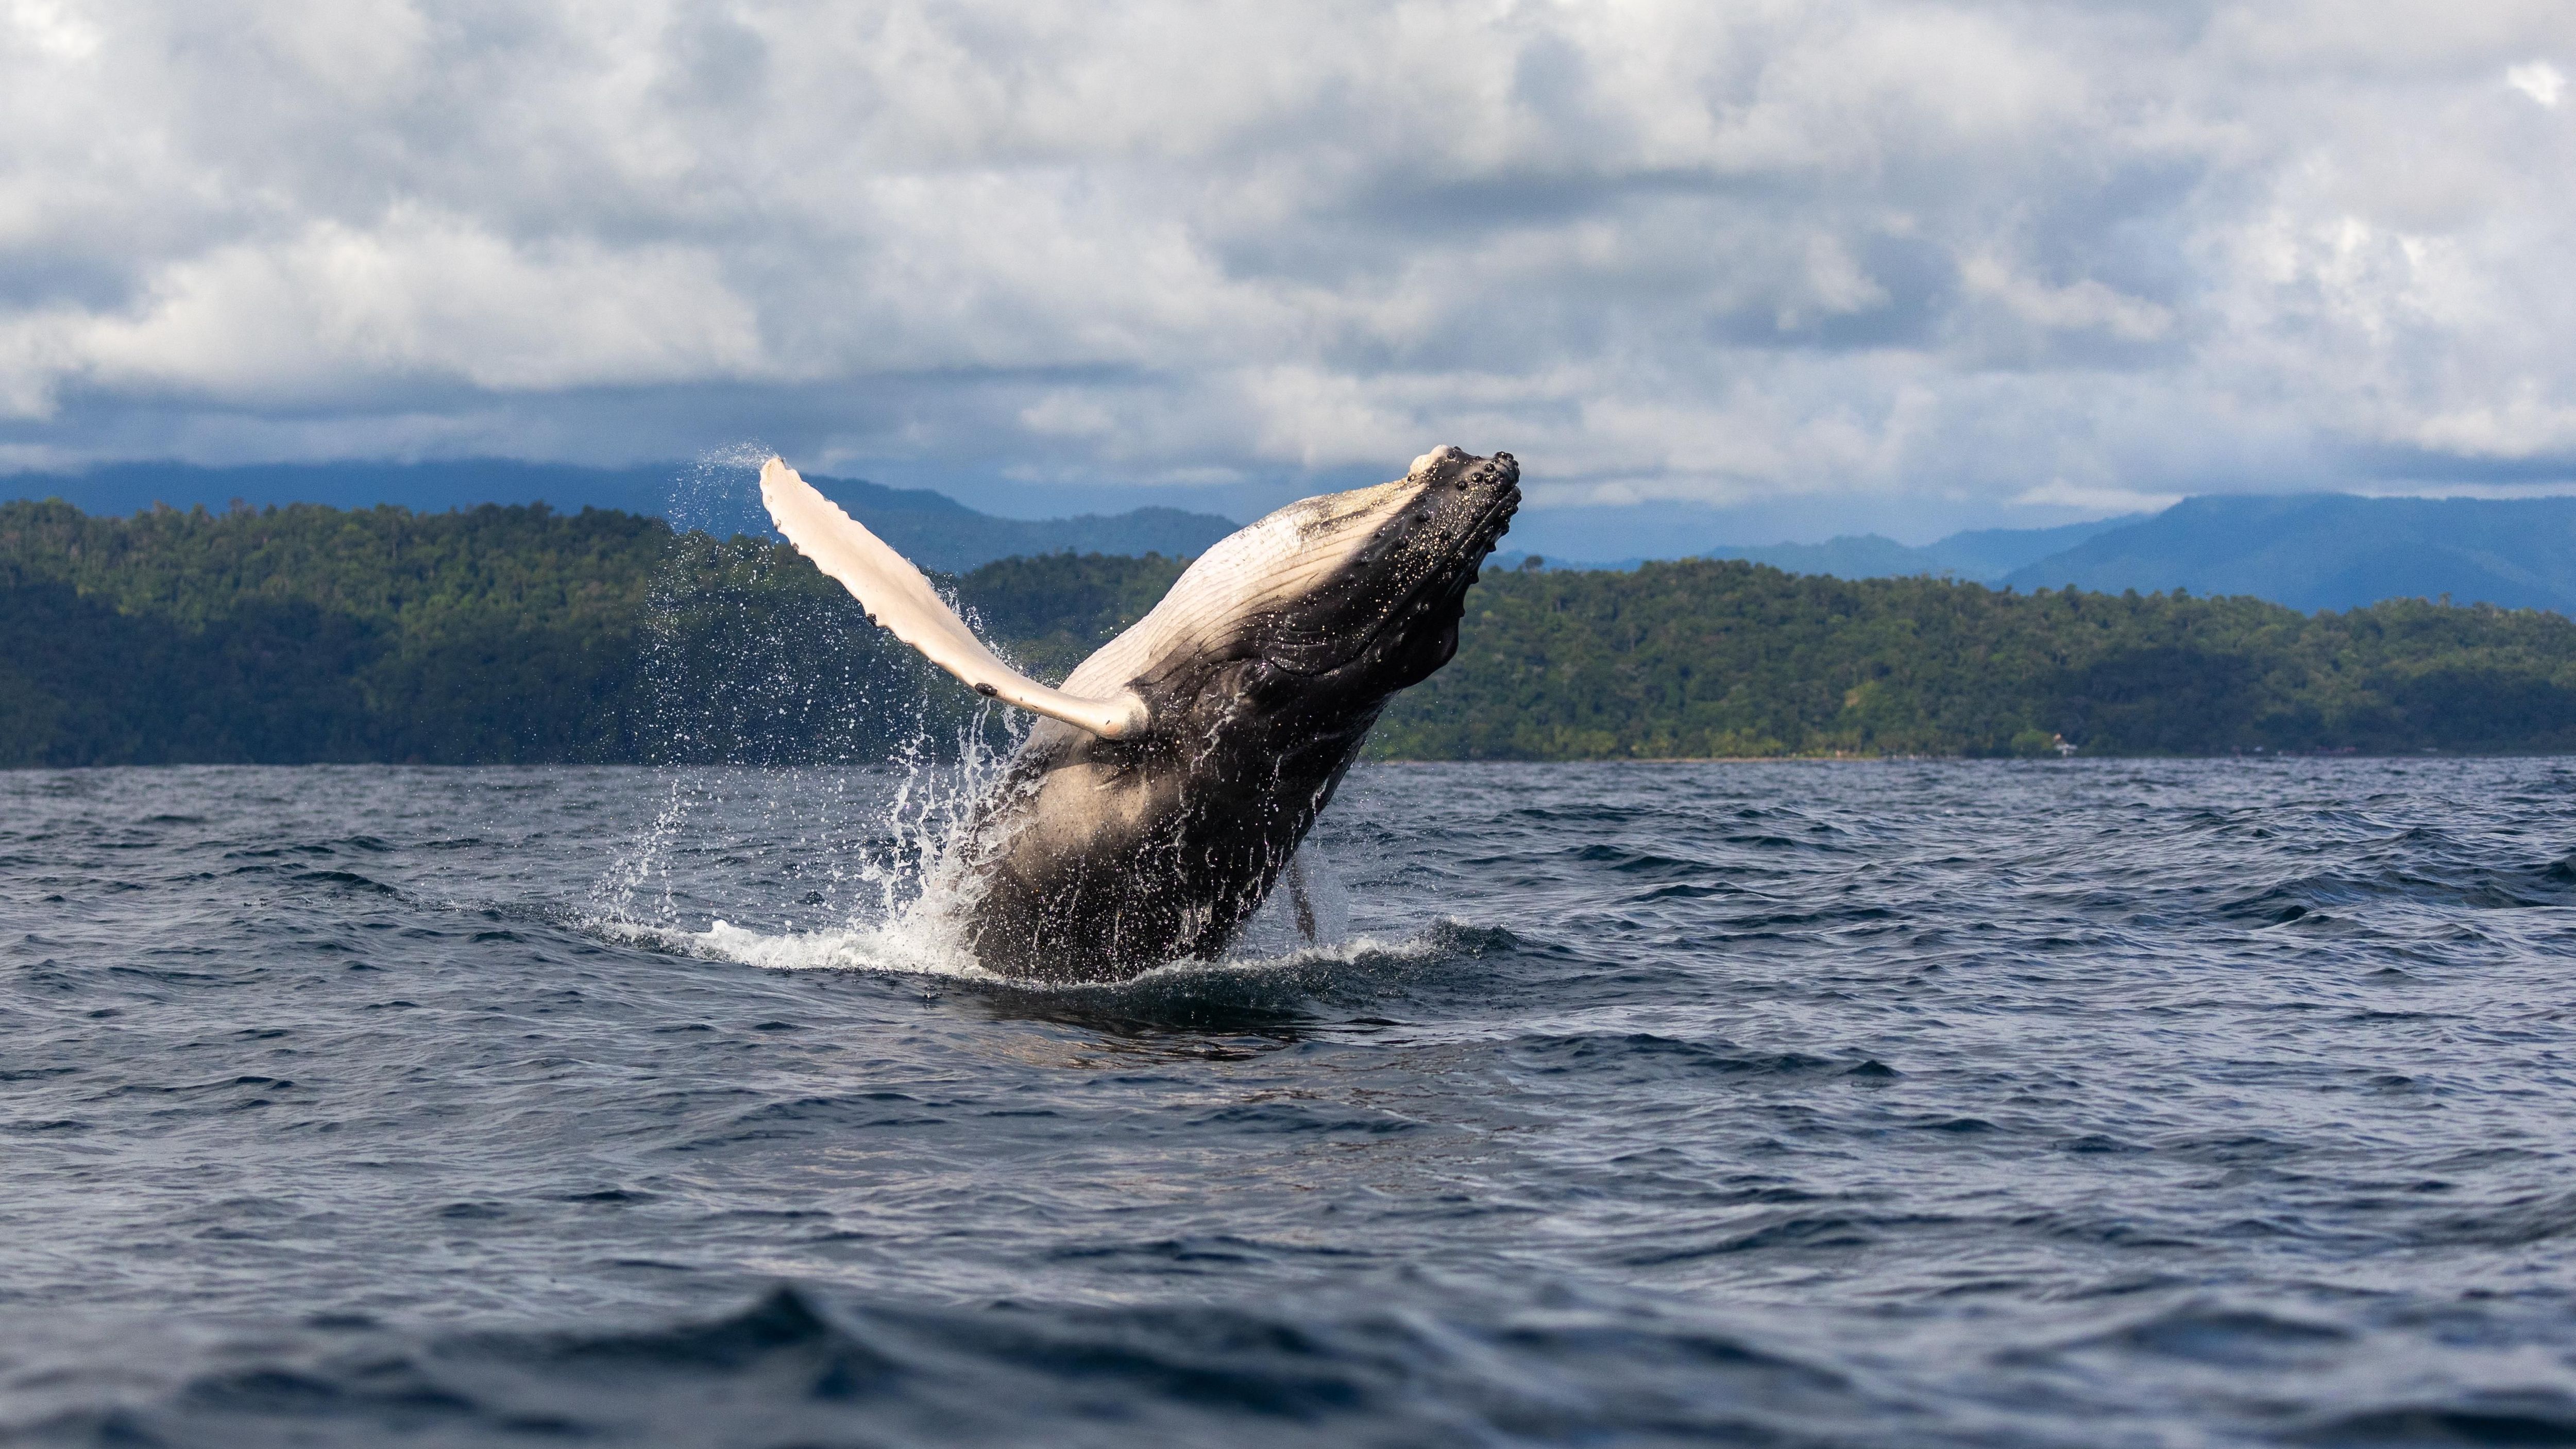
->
758;457;1150;739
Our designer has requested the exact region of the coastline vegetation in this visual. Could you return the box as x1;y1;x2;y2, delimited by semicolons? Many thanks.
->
5;498;2572;766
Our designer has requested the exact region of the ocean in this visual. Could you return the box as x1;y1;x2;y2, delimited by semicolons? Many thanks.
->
6;757;2576;1446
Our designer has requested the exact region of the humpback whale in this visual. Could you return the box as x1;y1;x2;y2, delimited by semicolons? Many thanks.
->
759;445;1519;982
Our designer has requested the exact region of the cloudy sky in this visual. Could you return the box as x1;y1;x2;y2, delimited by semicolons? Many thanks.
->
2;1;2569;551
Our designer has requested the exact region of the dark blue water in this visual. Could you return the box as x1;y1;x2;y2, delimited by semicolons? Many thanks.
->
8;759;2576;1446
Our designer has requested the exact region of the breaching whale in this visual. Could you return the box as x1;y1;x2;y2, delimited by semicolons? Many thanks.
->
758;445;1519;982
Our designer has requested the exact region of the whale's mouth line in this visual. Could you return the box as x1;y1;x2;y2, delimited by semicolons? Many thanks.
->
1462;484;1522;558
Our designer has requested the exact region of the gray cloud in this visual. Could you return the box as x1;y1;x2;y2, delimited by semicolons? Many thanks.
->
2;0;2570;546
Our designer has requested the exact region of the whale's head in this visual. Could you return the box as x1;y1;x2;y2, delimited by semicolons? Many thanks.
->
1249;444;1521;690
1061;446;1519;746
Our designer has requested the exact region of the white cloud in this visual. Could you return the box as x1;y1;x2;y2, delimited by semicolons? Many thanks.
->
2011;480;2185;515
4;0;98;61
2507;60;2565;107
2;0;2573;540
1;208;768;415
1958;257;2175;343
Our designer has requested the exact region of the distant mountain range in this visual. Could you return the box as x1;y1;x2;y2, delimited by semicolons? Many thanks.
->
783;477;1232;574
14;463;2572;614
1702;494;2576;614
1705;516;2139;584
1999;494;2576;613
0;459;1239;574
1500;516;2140;579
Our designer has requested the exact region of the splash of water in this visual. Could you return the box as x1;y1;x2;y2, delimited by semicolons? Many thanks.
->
590;446;1018;965
662;443;779;540
595;775;1366;987
596;875;1408;1002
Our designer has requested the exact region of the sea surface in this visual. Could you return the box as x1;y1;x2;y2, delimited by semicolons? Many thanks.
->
6;758;2576;1446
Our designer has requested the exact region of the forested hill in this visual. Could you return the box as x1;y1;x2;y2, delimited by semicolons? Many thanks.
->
2;459;1240;573
5;499;2573;766
0;499;1184;767
1377;564;2576;759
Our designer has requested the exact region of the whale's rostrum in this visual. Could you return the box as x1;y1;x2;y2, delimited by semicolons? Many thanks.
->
758;445;1520;981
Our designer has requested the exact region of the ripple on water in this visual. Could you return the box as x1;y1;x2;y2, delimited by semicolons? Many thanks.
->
3;758;2576;1446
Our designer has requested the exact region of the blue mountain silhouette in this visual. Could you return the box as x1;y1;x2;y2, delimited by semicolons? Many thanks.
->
1;459;1237;574
1708;494;2576;614
2000;494;2576;612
